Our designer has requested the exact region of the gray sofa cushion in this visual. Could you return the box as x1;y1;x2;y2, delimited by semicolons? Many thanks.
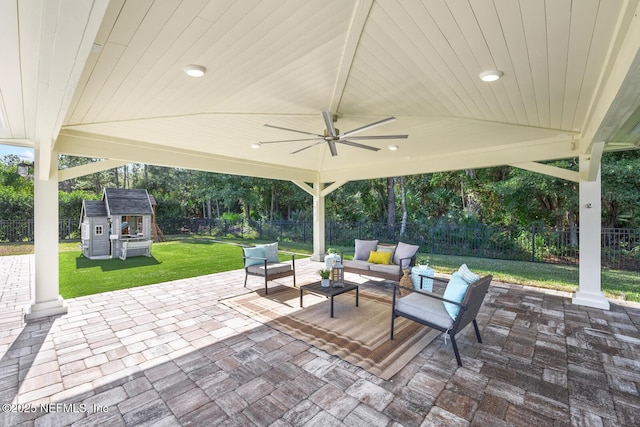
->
369;263;401;275
342;259;373;270
354;239;378;260
396;292;453;329
246;263;292;275
377;244;396;260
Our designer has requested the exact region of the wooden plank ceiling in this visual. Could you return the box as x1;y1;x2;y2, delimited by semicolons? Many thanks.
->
3;0;640;182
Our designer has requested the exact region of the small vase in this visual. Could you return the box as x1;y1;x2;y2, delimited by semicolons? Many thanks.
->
321;278;331;288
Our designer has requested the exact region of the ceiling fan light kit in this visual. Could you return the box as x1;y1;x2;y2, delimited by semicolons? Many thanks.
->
260;112;408;157
479;70;503;82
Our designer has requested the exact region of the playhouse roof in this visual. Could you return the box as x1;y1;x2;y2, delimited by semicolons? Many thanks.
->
82;200;107;218
102;188;153;216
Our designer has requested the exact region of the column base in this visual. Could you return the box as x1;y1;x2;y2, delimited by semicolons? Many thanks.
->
572;291;610;310
310;253;326;262
25;296;68;321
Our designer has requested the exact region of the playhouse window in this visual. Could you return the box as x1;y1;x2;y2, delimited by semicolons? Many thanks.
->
122;216;143;236
95;225;104;236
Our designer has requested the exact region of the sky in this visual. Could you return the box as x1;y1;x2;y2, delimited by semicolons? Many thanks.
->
0;144;34;161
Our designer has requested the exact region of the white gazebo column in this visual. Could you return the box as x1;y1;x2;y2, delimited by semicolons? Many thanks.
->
311;185;326;262
26;154;67;320
572;157;609;310
292;178;346;262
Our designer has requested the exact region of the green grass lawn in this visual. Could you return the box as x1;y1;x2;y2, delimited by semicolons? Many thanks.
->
13;236;640;301
59;237;305;299
60;238;239;298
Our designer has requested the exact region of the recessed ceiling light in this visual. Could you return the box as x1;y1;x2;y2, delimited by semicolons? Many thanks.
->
184;64;206;77
388;145;399;151
479;70;503;82
251;143;260;149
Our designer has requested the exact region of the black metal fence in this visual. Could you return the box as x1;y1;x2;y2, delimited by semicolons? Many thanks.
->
0;219;78;242
155;218;639;271
2;218;639;271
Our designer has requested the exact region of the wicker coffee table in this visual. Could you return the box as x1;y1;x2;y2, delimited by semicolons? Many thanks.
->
299;281;359;318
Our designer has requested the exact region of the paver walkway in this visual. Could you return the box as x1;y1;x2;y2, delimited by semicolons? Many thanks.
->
1;254;639;426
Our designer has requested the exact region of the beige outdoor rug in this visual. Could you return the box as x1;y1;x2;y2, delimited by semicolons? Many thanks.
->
221;285;440;380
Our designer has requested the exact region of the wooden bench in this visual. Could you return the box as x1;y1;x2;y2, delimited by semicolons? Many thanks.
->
120;239;153;260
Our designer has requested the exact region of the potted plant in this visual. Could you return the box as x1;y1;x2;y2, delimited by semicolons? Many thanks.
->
318;269;331;287
417;256;430;267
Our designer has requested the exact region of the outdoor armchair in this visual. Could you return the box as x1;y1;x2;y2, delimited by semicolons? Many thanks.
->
242;243;296;294
391;273;492;366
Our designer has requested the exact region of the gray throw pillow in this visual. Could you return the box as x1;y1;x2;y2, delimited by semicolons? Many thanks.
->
392;241;419;267
354;239;378;261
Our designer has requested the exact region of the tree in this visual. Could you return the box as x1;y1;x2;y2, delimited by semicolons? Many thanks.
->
601;150;640;228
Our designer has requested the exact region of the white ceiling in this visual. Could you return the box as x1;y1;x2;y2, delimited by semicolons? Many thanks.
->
2;0;640;183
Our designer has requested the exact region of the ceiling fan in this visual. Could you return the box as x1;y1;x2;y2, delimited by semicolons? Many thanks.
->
259;111;408;156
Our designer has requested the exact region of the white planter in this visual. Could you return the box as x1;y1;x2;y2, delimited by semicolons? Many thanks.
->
321;278;331;288
325;253;341;270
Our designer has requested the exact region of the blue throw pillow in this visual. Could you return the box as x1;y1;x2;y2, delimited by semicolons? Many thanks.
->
243;247;265;267
442;272;469;319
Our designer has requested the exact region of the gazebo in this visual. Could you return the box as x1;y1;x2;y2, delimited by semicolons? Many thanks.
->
1;1;639;319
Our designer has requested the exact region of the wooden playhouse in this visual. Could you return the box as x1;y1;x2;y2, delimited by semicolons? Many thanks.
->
80;188;154;260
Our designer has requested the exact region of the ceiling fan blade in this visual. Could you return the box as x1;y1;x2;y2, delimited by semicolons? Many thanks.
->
344;135;408;140
322;111;337;137
338;140;380;152
260;138;320;144
264;124;322;137
290;140;325;154
340;117;396;138
328;140;338;156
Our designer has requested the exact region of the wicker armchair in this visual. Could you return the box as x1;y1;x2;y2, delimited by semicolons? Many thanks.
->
391;274;492;366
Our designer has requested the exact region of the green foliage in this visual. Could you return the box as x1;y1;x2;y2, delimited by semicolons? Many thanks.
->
222;212;243;222
0;186;32;220
601;150;640;227
317;269;331;279
2;151;640;231
59;190;98;220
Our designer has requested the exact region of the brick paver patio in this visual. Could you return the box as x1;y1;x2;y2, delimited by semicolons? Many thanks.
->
1;254;639;426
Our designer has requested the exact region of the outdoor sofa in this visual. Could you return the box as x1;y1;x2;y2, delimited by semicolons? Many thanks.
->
341;240;419;282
